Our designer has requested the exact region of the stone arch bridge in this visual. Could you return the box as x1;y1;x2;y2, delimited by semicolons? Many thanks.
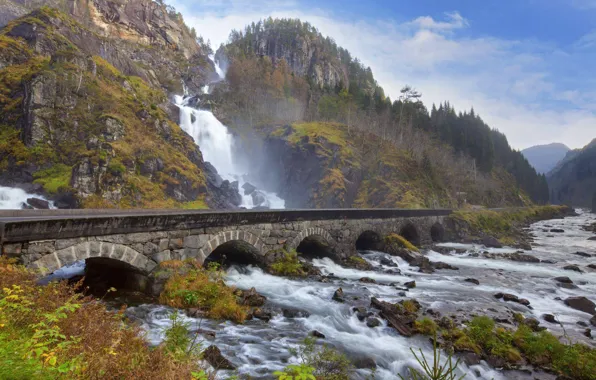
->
0;208;450;276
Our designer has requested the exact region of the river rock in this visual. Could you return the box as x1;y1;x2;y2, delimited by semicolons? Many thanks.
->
461;352;481;366
404;281;416;289
359;277;377;284
310;330;326;339
241;182;257;195
522;317;543;332
203;345;236;370
554;276;573;284
509;252;540;263
572;251;592;257
557;283;579;289
370;297;414;336
577;321;588;327
332;288;345;303
380;256;398;267
366;317;382;328
563;265;582;273
433;261;459;270
583;328;592;338
240;287;266;307
550;228;565;233
542;314;558;324
503;293;519;303
353;357;377;369
282;308;311;318
541;259;557;264
588;237;596;241
588;264;596;270
26;197;50;209
482;236;502;248
464;278;480;285
564;297;596;315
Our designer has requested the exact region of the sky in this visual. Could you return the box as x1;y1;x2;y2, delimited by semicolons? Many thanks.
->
170;0;596;150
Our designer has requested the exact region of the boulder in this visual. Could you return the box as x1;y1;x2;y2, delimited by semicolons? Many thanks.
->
572;251;592;258
522;317;543;332
464;278;480;285
591;315;596;327
509;253;540;263
366;317;382;328
203;345;235;370
310;330;326;339
563;265;582;273
370;297;414;336
554;276;573;284
557;283;579;289
359;277;377;284
482;236;502;248
550;228;565;233
251;190;267;207
240;287;266;307
404;281;416;289
26;197;49;209
543;314;558;324
251;308;273;321
503;294;520;303
332;288;345;303
282;308;311;319
588;264;596;270
433;261;459;270
583;329;592;338
241;182;257;195
564;297;596;315
380;256;398;267
352;357;377;370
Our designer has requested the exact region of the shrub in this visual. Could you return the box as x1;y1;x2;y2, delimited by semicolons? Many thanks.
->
159;262;248;323
399;332;465;380
0;257;209;379
268;250;307;277
415;318;438;336
286;337;355;380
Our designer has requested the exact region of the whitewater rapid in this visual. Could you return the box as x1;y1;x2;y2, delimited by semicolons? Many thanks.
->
0;186;53;210
127;211;596;379
174;58;284;209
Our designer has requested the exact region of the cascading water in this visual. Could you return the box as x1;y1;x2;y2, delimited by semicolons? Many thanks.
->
126;210;596;379
0;186;53;210
174;57;284;209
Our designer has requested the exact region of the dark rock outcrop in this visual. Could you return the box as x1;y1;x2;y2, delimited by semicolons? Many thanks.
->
203;345;236;370
564;297;596;315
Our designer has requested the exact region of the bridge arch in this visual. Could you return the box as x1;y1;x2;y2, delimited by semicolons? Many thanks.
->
355;230;384;251
430;222;445;243
289;227;337;259
398;222;421;247
29;241;156;275
201;230;266;266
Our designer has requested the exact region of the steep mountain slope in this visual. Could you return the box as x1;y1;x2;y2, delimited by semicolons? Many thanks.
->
521;143;570;174
210;18;548;208
0;6;235;208
548;139;596;208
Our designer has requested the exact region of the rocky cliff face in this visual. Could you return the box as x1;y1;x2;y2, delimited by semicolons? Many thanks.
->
218;19;349;90
0;7;233;208
548;139;596;208
1;0;217;94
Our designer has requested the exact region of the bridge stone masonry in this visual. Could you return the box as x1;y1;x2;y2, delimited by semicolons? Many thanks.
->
0;208;451;281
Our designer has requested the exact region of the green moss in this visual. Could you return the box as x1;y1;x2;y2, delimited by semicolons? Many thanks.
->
33;164;72;194
268;250;307;277
180;199;209;209
384;233;419;252
401;299;421;314
451;205;568;244
414;318;438;336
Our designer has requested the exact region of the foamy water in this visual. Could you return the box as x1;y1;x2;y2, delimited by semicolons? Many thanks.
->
0;186;53;210
128;211;596;379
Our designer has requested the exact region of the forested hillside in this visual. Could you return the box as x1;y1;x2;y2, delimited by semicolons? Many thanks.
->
521;143;570;174
212;18;549;207
548;139;596;208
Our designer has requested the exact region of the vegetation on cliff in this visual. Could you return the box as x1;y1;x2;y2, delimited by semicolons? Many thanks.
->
216;18;548;208
0;258;209;379
448;205;570;245
0;8;216;208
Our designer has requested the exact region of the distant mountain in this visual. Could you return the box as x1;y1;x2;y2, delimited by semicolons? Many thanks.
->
521;143;570;174
548;139;596;208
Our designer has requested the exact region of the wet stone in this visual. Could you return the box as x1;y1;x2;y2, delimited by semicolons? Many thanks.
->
366;317;381;328
464;278;480;285
404;281;416;289
310;330;326;339
563;264;582;273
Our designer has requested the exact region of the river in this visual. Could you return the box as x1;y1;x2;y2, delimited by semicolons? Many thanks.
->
125;210;596;379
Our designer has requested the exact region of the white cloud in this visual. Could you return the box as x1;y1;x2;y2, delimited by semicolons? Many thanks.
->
171;0;596;150
409;11;468;31
574;30;596;49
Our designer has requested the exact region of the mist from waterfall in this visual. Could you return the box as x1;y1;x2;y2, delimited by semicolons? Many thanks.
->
174;57;285;209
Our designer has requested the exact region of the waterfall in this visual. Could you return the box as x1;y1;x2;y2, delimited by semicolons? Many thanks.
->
174;57;285;209
0;186;53;210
